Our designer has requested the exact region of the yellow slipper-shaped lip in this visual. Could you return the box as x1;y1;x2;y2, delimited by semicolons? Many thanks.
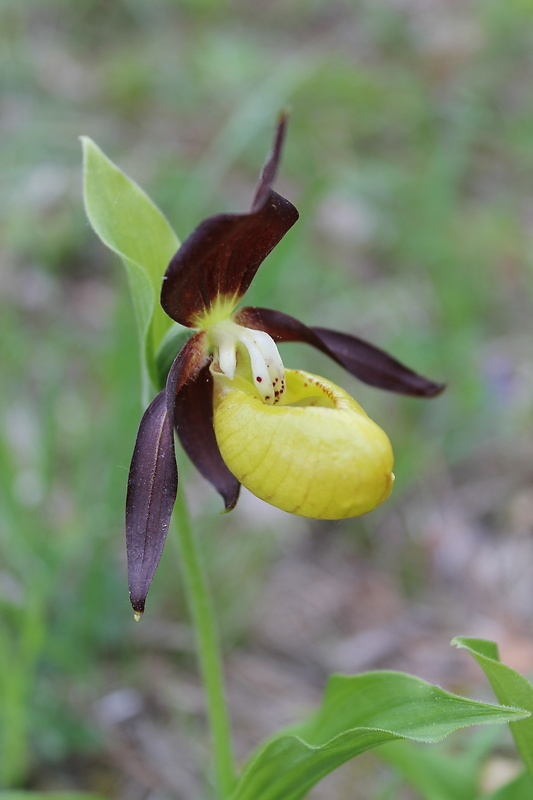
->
213;368;394;519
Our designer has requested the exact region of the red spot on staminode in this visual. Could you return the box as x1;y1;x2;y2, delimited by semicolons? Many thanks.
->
265;396;270;400
256;376;262;383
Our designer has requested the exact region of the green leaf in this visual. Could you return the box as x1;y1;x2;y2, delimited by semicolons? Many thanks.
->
81;137;180;399
231;671;528;800
453;638;533;782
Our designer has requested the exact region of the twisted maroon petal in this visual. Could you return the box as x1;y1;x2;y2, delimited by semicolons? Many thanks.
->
166;332;240;510
174;363;240;511
160;116;299;327
235;307;445;397
126;390;177;615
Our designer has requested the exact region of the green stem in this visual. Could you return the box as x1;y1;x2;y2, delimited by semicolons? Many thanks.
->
174;488;236;799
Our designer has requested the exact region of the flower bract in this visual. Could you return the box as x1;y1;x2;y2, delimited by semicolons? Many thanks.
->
126;114;444;615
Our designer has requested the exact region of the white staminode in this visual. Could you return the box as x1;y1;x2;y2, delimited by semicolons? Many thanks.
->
209;320;286;405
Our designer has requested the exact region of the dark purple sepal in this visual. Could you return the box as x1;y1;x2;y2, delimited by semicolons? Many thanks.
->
126;390;178;616
165;332;240;509
236;307;445;398
251;111;288;211
160;118;299;327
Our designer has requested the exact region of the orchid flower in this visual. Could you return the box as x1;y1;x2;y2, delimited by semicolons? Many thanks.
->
127;114;443;615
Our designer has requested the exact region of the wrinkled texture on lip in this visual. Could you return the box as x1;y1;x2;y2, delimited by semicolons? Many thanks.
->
212;369;394;519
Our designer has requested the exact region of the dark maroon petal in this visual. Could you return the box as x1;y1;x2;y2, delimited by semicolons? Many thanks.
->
165;330;211;406
174;363;240;510
126;390;178;616
236;307;445;397
165;332;240;510
160;119;299;327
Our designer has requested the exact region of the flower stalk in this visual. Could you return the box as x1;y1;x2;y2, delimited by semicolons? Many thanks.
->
173;488;236;799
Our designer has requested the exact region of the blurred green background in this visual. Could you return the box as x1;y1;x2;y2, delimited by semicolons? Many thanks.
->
2;0;533;797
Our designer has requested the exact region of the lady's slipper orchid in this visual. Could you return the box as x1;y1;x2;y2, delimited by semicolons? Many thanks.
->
127;114;443;615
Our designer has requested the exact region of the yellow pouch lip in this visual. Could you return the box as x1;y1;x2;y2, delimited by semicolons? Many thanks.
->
212;368;394;519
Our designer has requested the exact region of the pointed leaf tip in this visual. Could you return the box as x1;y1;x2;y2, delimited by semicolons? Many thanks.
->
231;671;527;800
452;637;533;782
81;135;180;386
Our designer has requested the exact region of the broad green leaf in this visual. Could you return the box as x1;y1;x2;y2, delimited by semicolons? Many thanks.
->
81;137;180;398
231;671;528;800
482;771;533;800
453;638;533;782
